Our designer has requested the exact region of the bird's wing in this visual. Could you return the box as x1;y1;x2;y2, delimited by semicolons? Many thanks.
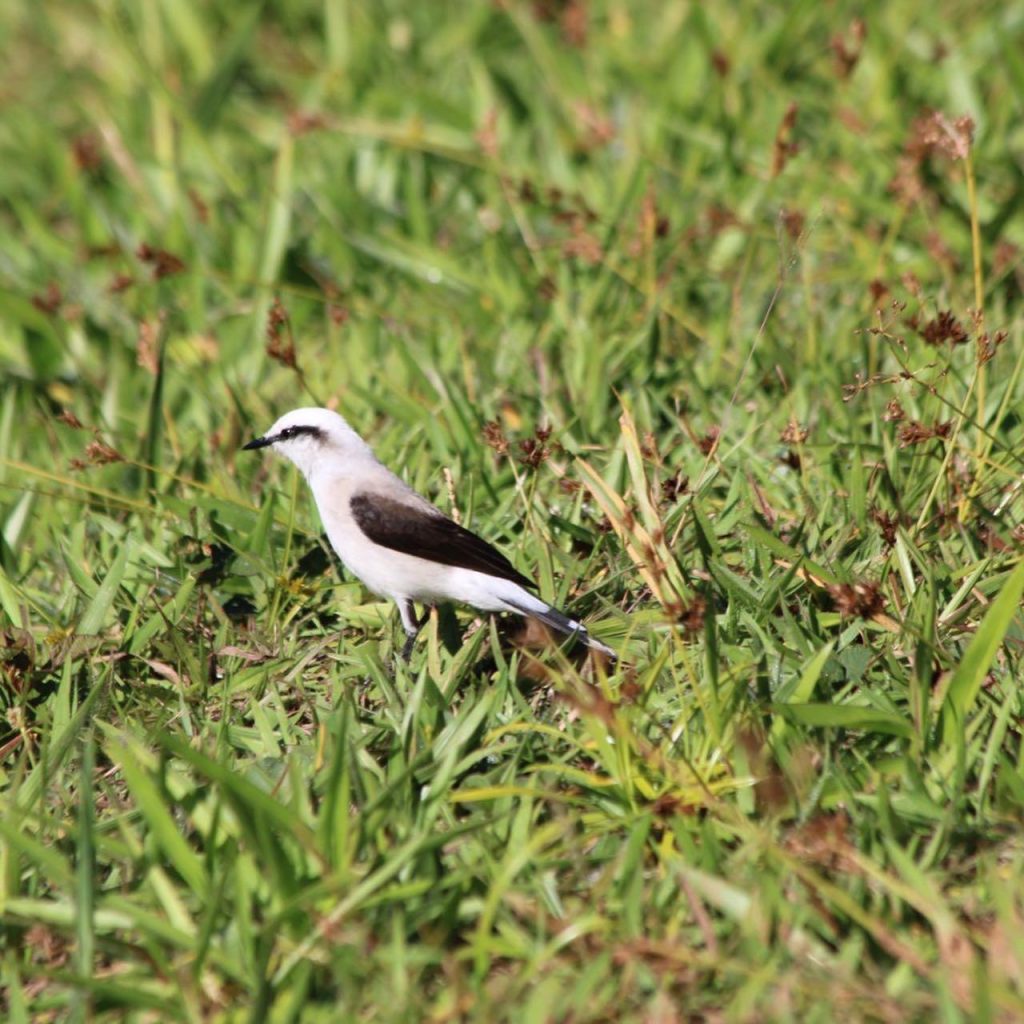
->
350;491;536;590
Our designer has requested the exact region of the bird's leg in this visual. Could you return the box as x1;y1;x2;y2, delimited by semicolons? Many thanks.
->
398;600;426;662
400;631;417;663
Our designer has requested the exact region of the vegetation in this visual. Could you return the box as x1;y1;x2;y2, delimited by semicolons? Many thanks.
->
2;1;1023;1019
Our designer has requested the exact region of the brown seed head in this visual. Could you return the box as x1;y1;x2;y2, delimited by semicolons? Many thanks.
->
137;243;186;280
482;421;509;456
780;418;809;445
898;419;951;448
871;508;900;547
108;273;134;294
287;110;328;137
907;110;974;162
882;398;905;422
780;208;805;240
71;132;104;172
31;282;62;316
830;19;866;78
771;102;800;177
828;581;885;619
517;434;550;469
78;439;124;467
137;320;160;375
57;410;84;430
678;595;707;634
976;330;1007;365
697;426;721;456
265;298;297;369
918;310;968;346
661;472;689;503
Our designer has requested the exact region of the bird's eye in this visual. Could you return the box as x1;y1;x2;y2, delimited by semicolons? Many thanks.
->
276;425;316;442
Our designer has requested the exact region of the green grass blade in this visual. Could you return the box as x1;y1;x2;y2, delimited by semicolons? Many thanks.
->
104;733;208;900
944;559;1024;724
772;703;914;739
72;731;96;1022
77;541;131;635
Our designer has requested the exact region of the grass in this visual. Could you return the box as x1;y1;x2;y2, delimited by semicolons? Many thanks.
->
1;0;1024;1019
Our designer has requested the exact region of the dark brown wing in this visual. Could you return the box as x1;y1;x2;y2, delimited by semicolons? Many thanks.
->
350;492;535;590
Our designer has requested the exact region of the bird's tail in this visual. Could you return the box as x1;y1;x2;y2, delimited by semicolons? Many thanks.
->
504;594;616;660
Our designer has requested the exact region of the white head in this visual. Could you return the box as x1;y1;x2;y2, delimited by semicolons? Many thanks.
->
242;407;374;479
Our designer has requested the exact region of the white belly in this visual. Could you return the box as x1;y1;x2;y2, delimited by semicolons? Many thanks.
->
309;466;533;613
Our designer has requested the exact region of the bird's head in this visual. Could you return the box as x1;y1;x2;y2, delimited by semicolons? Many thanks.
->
242;407;373;478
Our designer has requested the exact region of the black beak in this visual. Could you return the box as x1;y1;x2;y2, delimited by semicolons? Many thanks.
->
242;435;274;451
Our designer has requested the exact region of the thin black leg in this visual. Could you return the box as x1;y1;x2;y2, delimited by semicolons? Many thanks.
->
398;600;426;663
400;630;418;662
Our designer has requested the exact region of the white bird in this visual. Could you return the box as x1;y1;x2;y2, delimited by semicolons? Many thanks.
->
242;407;615;661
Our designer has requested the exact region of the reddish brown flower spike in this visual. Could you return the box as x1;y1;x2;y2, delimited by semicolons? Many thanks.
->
265;298;298;369
883;398;905;422
780;418;809;445
780;208;805;240
830;19;866;78
57;409;84;430
898;420;951;448
901;272;923;299
772;102;800;177
868;279;890;303
919;310;969;346
31;282;62;316
287;110;328;137
661;473;689;503
993;241;1019;277
518;437;548;469
266;336;297;369
187;188;210;224
977;330;1007;365
562;224;603;264
908;110;974;162
560;0;587;47
71;133;103;172
828;581;885;619
84;439;124;466
475;108;499;160
137;244;186;280
678;595;707;634
482;421;509;456
697;426;721;456
267;298;288;336
137;321;160;375
650;793;694;818
871;508;900;547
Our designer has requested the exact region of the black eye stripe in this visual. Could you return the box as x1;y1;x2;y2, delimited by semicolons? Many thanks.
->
276;425;322;442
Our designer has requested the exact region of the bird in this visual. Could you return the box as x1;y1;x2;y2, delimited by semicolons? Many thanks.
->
242;407;615;662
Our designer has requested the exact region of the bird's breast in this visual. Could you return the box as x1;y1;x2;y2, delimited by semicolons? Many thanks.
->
310;475;449;601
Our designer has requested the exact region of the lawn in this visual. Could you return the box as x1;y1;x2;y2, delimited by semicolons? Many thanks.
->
2;1;1024;1020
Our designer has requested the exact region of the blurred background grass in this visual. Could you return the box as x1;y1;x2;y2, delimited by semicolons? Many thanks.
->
2;1;1024;1020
